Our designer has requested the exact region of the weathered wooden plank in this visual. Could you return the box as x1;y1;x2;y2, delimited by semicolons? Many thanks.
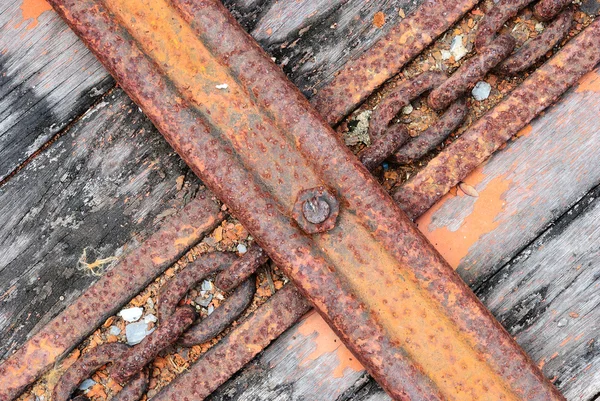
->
0;89;197;359
207;68;600;401
0;1;114;181
478;185;600;400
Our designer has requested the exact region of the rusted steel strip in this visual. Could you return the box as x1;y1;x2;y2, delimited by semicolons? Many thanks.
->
110;306;197;384
154;284;311;400
391;98;467;165
497;7;574;75
475;0;533;51
0;193;224;401
47;0;567;399
428;35;516;111
311;0;480;126
53;344;148;401
395;18;600;219
215;244;268;291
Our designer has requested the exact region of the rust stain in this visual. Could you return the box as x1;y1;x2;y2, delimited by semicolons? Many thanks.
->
373;11;385;28
515;124;533;138
296;311;364;379
576;70;600;93
416;168;512;268
17;0;53;30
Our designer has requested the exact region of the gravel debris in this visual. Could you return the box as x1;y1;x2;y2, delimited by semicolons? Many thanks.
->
450;35;468;61
118;307;143;322
472;81;492;101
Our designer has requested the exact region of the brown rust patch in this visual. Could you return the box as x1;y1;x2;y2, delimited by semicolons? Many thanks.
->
576;70;600;93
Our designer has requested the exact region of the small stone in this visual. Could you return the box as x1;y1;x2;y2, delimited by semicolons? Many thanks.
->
441;50;452;60
79;378;96;391
215;83;228;89
126;322;149;345
201;280;214;291
535;22;544;33
144;314;158;324
108;326;121;336
196;294;213;307
119;307;143;322
146;298;155;309
472;81;491;101
402;104;414;115
450;35;468;61
557;318;568;327
237;243;248;254
207;305;215;315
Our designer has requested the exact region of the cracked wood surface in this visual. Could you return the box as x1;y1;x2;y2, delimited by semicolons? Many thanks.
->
1;0;599;400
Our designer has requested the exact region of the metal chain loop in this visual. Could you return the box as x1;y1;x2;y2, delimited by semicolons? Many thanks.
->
54;249;267;400
365;0;574;168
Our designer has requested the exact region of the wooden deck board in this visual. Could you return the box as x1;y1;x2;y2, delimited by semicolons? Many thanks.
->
0;0;599;400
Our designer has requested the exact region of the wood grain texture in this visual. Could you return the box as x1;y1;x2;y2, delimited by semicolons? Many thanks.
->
0;1;114;181
0;89;198;359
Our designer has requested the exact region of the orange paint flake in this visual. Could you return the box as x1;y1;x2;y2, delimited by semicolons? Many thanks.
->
295;311;364;378
17;0;53;30
373;11;385;28
416;167;512;268
576;70;600;93
515;124;533;138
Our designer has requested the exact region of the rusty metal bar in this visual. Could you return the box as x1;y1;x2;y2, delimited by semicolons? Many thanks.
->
43;0;567;399
215;244;268;291
0;193;224;401
395;18;600;219
311;0;480;126
154;283;311;400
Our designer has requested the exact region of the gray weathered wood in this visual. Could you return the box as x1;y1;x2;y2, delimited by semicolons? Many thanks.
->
478;185;600;400
0;2;114;181
0;89;197;359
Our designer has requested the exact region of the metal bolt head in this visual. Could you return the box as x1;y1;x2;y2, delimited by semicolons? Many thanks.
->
293;186;339;234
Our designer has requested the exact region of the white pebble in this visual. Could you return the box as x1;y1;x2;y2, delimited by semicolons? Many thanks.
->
237;243;248;254
215;83;229;89
78;378;96;391
402;104;413;115
201;280;213;291
441;50;452;60
126;322;149;345
450;35;468;61
207;305;215;315
472;81;492;101
108;325;121;336
118;307;143;322
144;314;158;324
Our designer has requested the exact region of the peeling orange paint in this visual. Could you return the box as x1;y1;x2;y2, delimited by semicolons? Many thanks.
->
416;167;512;268
16;0;53;30
295;310;364;378
515;124;533;138
576;70;600;93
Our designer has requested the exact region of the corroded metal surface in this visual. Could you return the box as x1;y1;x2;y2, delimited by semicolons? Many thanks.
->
0;193;224;400
428;35;516;111
53;344;149;401
311;0;480;126
359;126;410;172
391;98;467;165
110;306;197;384
154;284;311;400
43;0;567;399
215;244;268;291
396;18;600;219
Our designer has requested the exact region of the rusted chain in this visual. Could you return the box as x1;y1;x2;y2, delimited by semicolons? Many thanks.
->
53;344;149;401
359;125;411;172
110;306;197;384
390;98;468;165
215;244;268;291
534;0;572;20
